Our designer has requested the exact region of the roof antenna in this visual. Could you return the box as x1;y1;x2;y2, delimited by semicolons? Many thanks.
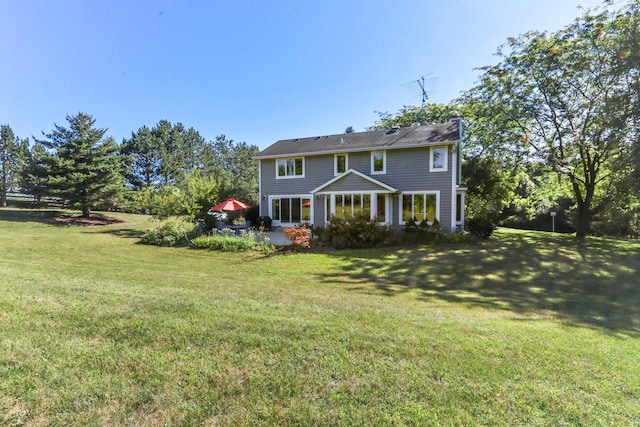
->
401;73;438;125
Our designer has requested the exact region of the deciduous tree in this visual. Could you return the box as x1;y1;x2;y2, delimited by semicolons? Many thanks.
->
464;2;639;237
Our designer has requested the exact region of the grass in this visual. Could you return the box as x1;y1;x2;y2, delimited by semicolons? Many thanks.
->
1;208;639;425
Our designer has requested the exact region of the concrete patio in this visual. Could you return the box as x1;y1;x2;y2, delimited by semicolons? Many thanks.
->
264;227;291;245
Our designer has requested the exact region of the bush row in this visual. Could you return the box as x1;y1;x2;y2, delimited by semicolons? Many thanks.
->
312;213;490;249
140;219;274;252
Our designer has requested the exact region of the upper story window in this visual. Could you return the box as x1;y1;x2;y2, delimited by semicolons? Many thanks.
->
371;151;386;174
430;146;448;172
334;153;348;175
276;157;304;178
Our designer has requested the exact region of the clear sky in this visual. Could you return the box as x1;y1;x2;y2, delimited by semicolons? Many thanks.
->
1;0;607;149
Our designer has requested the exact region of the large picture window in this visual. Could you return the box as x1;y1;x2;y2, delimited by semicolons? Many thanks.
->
402;192;438;224
276;157;304;178
333;193;371;219
323;193;388;224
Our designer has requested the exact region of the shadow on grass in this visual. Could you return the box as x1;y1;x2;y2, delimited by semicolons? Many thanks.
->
0;208;61;224
0;208;141;238
93;228;147;239
319;229;640;332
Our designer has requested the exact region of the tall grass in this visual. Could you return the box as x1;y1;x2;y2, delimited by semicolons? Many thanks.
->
1;209;639;425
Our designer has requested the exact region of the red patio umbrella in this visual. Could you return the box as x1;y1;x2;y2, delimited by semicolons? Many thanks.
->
209;197;250;212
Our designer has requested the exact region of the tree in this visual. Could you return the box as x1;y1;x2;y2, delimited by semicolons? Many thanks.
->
0;125;27;207
122;120;207;189
206;135;259;205
120;125;159;189
368;103;462;130
37;113;125;217
21;143;49;205
464;3;639;238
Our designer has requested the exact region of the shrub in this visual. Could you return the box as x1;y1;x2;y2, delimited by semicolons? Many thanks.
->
284;225;311;249
436;229;470;244
140;218;200;247
404;218;441;244
465;216;496;239
190;230;274;253
326;213;389;249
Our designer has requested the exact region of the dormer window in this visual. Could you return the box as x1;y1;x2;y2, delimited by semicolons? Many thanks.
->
334;153;348;175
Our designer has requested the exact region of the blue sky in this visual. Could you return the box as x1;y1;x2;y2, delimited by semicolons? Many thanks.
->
1;0;606;149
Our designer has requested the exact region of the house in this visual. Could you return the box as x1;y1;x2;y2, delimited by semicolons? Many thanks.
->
253;119;466;231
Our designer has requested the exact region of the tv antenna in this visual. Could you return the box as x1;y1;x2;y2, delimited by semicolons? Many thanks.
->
401;73;438;108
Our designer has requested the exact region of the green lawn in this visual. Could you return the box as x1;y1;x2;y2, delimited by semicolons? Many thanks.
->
1;208;639;426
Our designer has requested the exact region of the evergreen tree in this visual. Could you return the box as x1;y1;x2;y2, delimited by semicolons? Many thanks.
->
21;143;49;206
37;113;124;217
122;120;207;189
207;135;259;205
0;125;27;207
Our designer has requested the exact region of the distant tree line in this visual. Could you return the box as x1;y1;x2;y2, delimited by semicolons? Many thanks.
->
0;113;259;220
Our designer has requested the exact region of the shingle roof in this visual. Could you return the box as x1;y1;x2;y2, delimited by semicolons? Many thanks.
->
254;120;460;159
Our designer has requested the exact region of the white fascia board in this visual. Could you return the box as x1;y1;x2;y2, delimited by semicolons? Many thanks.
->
310;168;398;194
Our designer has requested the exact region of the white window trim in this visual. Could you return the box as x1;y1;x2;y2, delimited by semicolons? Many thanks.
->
334;153;348;176
275;157;305;179
268;194;313;226
429;146;448;172
371;151;386;175
399;191;440;225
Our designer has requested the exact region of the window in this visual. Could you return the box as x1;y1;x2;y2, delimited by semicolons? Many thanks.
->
371;151;386;174
430;147;447;172
271;197;311;223
376;194;386;222
333;193;371;219
276;157;304;178
334;153;348;175
402;193;438;224
324;193;387;224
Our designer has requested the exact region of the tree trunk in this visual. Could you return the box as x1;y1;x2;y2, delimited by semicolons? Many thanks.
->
82;205;91;218
1;188;6;208
575;201;591;239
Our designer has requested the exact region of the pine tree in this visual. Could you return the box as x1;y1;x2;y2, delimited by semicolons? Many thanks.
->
0;125;27;207
37;113;124;217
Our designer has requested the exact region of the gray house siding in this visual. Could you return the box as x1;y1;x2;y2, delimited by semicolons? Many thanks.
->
259;145;456;229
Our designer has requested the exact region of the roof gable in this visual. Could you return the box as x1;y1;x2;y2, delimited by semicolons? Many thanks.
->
255;120;461;159
311;169;398;194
